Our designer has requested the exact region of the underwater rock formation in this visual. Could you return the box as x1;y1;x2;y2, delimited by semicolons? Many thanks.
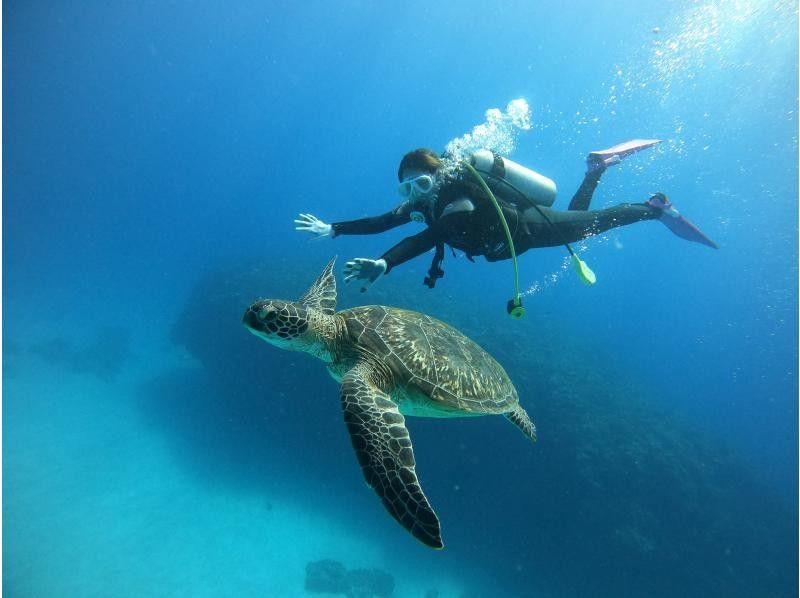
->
305;559;394;597
343;567;394;598
305;559;348;594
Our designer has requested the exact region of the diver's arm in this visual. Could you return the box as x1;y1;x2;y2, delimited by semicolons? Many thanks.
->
379;226;438;274
343;227;437;292
331;202;412;236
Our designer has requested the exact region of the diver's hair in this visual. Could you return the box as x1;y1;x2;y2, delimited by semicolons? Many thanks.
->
397;148;443;181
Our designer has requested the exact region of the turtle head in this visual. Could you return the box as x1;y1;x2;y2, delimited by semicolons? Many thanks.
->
242;299;313;351
244;258;339;357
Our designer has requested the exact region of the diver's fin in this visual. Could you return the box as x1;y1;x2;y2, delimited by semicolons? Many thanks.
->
587;139;661;171
647;193;719;249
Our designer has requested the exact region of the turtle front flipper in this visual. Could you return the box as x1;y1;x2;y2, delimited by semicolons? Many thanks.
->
340;364;443;549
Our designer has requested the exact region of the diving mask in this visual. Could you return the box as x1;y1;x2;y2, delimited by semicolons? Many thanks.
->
398;173;435;199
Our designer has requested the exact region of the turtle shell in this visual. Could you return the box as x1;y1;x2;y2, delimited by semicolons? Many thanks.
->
340;306;519;416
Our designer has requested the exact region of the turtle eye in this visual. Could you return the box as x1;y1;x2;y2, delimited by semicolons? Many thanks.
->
258;306;278;322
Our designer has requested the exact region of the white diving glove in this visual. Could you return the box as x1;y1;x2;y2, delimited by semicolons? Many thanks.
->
294;213;333;238
343;258;387;293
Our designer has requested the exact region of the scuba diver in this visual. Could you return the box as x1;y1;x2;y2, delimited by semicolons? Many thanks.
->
294;140;717;294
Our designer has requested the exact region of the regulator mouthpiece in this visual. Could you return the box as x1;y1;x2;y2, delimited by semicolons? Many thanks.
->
507;297;525;319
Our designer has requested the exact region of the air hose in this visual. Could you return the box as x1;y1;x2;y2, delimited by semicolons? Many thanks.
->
461;160;525;318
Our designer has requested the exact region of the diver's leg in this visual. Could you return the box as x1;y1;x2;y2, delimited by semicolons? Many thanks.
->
567;168;604;211
569;139;663;211
522;204;661;248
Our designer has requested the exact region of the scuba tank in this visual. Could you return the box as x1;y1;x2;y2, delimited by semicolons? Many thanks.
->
469;149;557;207
466;150;594;317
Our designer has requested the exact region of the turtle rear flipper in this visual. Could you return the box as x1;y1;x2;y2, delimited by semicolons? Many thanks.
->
340;364;443;549
505;404;537;443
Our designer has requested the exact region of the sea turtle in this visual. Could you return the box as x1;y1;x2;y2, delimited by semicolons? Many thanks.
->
242;257;535;549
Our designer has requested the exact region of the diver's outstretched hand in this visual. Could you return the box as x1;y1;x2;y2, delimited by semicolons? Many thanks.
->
344;258;387;292
294;213;333;238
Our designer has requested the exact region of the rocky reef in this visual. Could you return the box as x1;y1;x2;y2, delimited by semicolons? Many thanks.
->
305;559;394;598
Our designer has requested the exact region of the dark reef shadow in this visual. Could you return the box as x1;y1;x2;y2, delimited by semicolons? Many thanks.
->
25;324;133;382
137;256;797;598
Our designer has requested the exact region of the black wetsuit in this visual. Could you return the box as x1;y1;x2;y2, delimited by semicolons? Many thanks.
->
331;168;660;282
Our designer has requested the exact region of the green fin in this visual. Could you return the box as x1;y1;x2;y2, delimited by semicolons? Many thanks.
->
571;254;596;286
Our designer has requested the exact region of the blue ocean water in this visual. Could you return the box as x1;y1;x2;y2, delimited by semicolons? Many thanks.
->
3;1;797;596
